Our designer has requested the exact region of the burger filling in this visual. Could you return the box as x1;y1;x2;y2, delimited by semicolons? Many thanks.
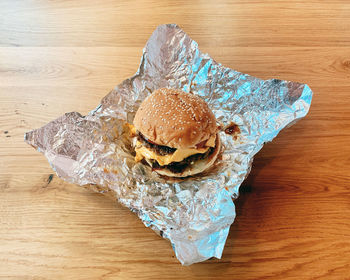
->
134;131;217;173
150;147;215;174
136;132;176;156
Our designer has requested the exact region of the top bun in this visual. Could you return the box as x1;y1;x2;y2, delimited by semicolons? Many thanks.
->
133;88;217;149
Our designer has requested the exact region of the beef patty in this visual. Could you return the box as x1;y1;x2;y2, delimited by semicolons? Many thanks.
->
137;131;215;173
137;132;176;155
150;147;215;174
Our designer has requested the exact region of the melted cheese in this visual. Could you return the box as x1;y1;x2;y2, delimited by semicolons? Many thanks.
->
205;134;216;147
129;122;217;165
135;141;210;166
125;123;137;137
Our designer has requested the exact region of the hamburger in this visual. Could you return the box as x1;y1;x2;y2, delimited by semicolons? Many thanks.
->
131;88;221;177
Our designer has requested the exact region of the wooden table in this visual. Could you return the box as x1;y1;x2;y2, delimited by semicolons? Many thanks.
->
1;1;349;279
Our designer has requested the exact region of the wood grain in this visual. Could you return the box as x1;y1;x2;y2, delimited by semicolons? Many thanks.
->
1;1;350;279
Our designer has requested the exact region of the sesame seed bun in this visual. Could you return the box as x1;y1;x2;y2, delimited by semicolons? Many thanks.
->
133;88;217;149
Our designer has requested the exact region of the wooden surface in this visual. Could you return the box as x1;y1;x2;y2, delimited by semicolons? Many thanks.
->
1;1;350;279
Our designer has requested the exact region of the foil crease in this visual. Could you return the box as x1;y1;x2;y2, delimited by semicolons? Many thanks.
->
25;24;312;265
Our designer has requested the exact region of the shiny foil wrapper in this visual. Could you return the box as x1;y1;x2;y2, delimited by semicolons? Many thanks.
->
25;24;312;265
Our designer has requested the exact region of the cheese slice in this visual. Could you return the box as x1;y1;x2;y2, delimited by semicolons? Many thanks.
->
135;141;210;166
205;134;216;147
125;123;137;137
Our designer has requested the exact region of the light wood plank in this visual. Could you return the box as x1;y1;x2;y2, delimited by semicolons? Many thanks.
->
0;1;350;47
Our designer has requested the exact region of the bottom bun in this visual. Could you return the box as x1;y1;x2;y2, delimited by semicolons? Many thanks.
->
149;136;221;178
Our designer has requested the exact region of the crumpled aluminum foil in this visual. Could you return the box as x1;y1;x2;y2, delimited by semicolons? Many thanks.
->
25;24;312;265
